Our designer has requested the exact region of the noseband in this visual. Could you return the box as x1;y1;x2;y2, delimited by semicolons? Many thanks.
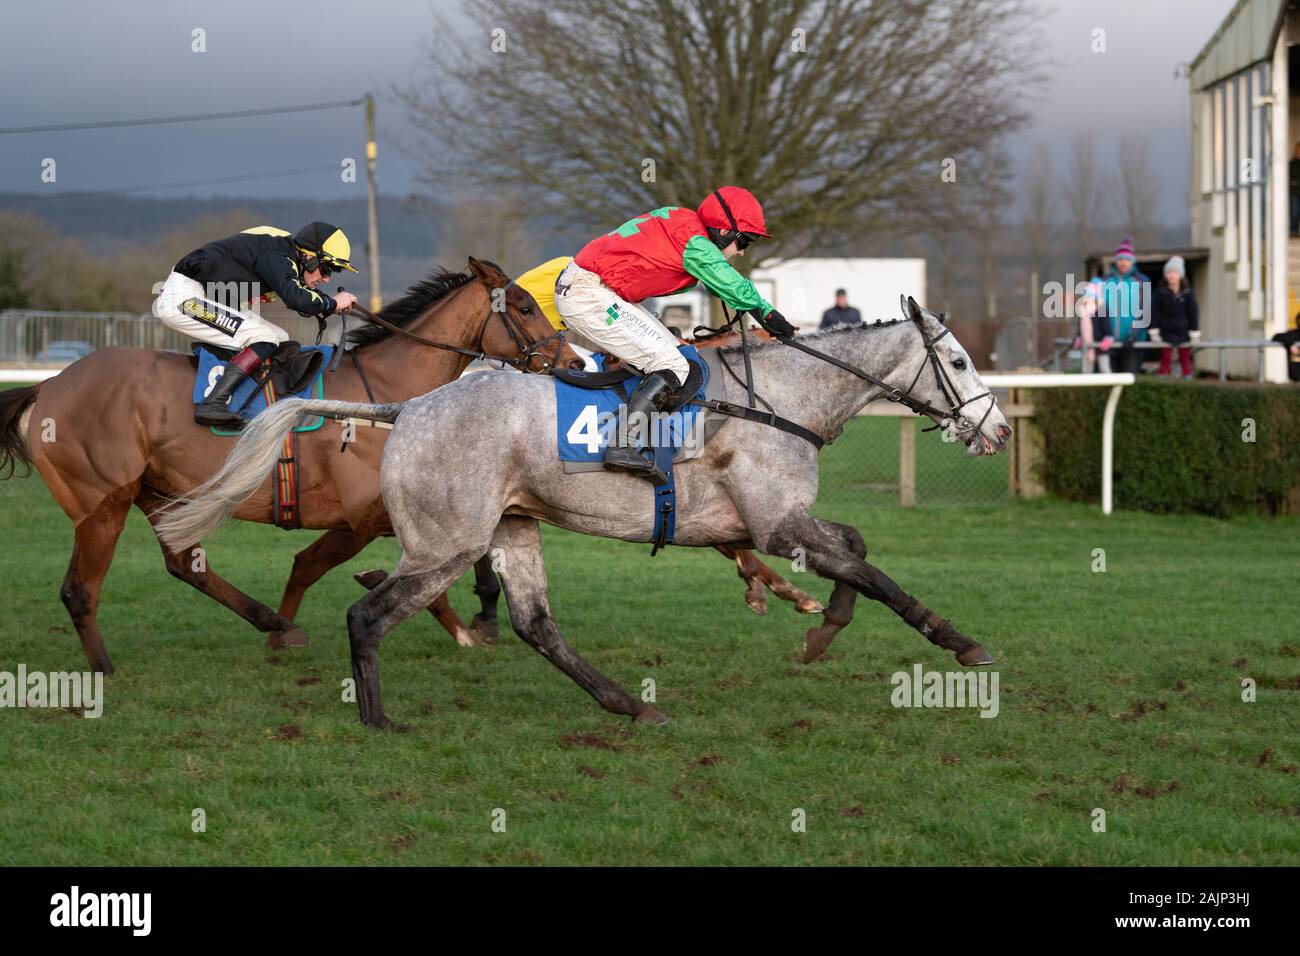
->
896;320;995;443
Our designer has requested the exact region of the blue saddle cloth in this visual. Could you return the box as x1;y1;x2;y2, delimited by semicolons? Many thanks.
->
554;345;708;462
192;345;333;436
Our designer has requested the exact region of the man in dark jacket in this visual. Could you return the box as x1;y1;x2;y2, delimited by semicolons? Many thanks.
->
820;288;861;329
153;222;358;427
1152;255;1199;379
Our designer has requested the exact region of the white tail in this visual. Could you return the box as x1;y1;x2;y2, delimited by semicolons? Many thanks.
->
153;398;402;548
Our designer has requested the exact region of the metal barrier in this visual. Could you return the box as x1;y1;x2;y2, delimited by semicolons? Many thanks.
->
1050;336;1285;381
0;309;329;362
846;373;1135;514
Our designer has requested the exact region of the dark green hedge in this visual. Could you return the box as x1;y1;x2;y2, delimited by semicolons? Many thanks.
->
1032;378;1300;517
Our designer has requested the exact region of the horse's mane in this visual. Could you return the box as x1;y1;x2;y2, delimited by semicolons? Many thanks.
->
346;268;477;349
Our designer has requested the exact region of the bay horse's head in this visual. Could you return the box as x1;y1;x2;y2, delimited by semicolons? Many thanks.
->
897;295;1012;456
467;257;586;372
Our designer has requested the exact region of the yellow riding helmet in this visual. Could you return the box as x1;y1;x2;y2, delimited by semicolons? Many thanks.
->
293;221;359;274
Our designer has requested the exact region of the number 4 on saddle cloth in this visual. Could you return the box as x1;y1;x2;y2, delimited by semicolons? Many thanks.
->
553;344;725;555
191;344;333;437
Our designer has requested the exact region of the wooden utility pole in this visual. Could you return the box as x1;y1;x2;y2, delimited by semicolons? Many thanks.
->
364;94;381;312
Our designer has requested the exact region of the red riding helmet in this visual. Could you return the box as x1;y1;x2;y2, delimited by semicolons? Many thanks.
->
696;186;772;239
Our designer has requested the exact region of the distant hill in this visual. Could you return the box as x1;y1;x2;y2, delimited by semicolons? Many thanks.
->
0;192;589;301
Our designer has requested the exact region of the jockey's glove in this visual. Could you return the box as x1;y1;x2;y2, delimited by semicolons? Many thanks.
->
753;308;796;338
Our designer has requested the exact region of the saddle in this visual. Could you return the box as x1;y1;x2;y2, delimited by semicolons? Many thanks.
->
552;346;725;473
552;353;705;412
191;342;334;437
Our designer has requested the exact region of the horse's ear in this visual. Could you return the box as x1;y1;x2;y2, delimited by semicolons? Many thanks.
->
899;294;909;321
905;295;924;324
468;256;508;287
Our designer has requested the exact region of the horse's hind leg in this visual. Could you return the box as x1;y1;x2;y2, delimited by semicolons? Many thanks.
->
347;549;484;729
353;568;482;648
137;490;308;649
470;554;501;643
765;512;993;666
61;484;136;674
493;516;665;724
277;527;374;628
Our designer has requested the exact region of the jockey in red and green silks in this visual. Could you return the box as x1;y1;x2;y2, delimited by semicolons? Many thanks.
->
556;186;795;481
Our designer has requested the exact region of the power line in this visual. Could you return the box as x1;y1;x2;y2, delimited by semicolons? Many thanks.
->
0;98;366;136
117;163;343;195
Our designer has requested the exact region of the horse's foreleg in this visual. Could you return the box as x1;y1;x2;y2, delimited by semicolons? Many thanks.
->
738;547;823;615
494;516;664;724
765;512;993;666
277;527;374;624
715;544;768;614
346;550;483;729
62;485;137;674
139;493;306;649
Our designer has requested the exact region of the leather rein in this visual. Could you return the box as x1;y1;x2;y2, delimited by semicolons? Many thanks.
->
706;306;995;445
345;284;567;373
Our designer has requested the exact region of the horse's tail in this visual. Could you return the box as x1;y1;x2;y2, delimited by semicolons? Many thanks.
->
153;398;403;548
0;385;39;479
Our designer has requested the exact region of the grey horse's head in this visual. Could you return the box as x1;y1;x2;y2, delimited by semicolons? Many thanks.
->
897;295;1012;456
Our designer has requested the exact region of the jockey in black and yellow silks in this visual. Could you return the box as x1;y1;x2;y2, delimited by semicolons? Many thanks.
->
153;222;359;428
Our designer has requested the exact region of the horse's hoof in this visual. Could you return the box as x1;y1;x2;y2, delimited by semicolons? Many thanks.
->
634;707;670;726
353;569;387;590
802;626;837;663
957;645;995;666
470;614;499;644
364;714;409;732
267;627;310;649
795;599;825;615
746;596;769;615
452;626;483;649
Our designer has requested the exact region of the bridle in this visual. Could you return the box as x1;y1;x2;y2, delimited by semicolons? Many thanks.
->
718;301;997;447
346;282;567;373
894;317;995;443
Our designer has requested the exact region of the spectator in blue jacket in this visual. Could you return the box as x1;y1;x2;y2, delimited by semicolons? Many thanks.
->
1101;235;1151;374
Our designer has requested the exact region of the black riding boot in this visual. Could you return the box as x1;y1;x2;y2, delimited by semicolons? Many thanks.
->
194;363;254;429
603;369;678;483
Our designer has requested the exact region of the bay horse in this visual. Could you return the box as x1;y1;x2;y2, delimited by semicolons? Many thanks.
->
0;257;818;672
0;258;582;673
156;297;1014;729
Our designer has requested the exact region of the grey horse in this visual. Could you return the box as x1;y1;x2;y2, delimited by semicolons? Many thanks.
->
157;296;1013;729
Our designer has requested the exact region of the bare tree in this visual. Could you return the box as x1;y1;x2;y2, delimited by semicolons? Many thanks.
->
398;0;1039;264
1114;135;1159;248
967;156;1009;322
429;197;543;278
1063;134;1108;265
1023;143;1056;265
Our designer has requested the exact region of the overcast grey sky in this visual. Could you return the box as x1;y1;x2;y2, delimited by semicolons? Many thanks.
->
0;0;1241;225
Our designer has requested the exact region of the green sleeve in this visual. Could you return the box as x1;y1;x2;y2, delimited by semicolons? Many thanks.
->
681;234;773;316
